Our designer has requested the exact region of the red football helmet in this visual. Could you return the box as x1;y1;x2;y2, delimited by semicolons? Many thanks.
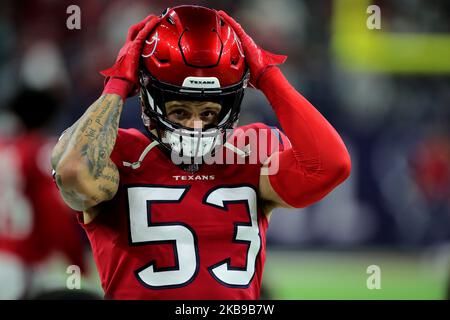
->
138;5;249;165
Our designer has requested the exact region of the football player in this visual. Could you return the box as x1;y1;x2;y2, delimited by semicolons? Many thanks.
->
51;5;351;299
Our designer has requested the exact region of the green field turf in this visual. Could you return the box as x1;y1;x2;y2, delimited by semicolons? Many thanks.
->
263;250;449;300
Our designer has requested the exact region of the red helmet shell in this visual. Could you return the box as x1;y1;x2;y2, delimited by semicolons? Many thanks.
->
141;5;246;87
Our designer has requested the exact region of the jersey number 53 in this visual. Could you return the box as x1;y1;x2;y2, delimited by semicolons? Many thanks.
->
127;185;261;289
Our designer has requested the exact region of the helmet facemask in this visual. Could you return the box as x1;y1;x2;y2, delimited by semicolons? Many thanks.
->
138;68;249;169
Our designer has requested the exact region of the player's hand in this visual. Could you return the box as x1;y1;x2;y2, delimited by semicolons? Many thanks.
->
217;10;287;89
101;14;161;99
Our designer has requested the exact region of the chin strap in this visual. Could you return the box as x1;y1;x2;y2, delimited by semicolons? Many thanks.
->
223;142;251;157
122;140;159;169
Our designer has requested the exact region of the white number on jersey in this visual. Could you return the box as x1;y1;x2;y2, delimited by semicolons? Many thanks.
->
205;186;261;287
127;185;260;288
128;186;198;288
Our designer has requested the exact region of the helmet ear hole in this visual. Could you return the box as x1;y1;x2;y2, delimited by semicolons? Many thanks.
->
155;57;169;64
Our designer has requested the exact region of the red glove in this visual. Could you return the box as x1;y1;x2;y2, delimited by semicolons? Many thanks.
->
217;10;287;88
101;14;161;100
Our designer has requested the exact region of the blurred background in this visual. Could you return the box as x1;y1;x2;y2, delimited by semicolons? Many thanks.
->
0;0;448;299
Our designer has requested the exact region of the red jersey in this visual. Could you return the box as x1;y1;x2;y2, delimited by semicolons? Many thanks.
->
79;123;289;299
0;132;85;268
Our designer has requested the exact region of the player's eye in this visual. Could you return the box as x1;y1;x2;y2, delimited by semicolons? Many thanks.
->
168;108;191;121
200;110;219;124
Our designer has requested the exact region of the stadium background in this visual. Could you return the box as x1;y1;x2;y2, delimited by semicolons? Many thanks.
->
0;0;449;299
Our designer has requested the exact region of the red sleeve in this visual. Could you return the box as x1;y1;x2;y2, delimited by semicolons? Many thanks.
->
259;67;351;208
268;126;292;152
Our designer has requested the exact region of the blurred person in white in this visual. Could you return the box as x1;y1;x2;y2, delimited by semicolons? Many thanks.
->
0;89;86;299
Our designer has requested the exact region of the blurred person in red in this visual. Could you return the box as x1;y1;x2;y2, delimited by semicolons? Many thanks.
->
51;5;351;300
410;134;449;204
0;88;86;299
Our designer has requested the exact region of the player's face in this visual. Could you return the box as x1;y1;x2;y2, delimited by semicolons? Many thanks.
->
165;101;222;129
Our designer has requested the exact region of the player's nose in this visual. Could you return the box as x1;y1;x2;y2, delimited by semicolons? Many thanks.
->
184;116;204;129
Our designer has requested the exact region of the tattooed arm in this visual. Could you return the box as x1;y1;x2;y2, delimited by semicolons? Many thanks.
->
51;15;160;213
51;94;122;211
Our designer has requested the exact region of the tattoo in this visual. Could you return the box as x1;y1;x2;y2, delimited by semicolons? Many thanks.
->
97;173;120;185
79;97;121;178
79;118;92;134
51;94;123;210
51;118;82;169
98;185;114;200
